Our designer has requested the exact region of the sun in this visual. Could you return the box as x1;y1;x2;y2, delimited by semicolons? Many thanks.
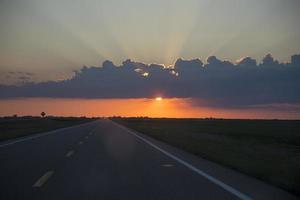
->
155;97;163;101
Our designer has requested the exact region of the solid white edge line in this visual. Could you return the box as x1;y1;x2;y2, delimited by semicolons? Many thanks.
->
0;120;98;148
110;120;252;200
32;171;54;187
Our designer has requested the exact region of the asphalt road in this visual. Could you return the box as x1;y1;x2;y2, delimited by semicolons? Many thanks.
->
0;119;298;200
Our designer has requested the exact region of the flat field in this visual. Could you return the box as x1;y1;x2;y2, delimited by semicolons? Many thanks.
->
0;117;94;142
113;118;300;194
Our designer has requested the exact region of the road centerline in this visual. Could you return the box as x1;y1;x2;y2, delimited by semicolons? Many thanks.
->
32;171;54;187
65;150;74;157
162;164;174;167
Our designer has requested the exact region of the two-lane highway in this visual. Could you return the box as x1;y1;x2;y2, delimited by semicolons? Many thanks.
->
0;119;298;200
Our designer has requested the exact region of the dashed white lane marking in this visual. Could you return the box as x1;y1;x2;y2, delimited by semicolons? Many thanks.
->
32;171;54;187
162;164;174;167
110;120;252;200
66;150;74;157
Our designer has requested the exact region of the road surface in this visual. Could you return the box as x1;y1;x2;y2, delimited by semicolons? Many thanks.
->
0;119;298;200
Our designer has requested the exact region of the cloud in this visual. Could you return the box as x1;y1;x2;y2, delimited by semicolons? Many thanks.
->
0;54;299;108
291;54;300;66
236;56;257;67
207;56;221;66
0;71;35;85
260;54;279;67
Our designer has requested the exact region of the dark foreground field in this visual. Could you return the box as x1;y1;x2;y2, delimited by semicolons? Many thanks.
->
0;117;95;142
113;118;300;194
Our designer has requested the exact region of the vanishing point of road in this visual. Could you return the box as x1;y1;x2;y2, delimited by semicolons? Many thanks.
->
0;119;298;200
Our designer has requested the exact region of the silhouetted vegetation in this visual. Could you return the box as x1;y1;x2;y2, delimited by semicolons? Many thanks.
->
113;117;300;195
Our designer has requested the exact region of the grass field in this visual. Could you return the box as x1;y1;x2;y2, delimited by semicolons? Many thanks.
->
113;118;300;195
0;117;95;142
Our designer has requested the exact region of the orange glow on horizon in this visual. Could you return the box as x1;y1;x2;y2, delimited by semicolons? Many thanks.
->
0;98;299;119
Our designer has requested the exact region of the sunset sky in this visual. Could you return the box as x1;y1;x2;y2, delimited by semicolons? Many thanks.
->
0;0;299;118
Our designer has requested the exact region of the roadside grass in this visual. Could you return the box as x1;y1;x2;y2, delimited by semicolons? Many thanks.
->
0;117;95;142
113;118;300;195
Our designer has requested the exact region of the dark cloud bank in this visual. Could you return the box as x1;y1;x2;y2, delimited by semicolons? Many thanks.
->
1;54;300;108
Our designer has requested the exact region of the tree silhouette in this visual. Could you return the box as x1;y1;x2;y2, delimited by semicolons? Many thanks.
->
41;112;46;118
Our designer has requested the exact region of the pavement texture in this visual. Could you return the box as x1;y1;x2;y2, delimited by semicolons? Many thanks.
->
0;119;298;200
